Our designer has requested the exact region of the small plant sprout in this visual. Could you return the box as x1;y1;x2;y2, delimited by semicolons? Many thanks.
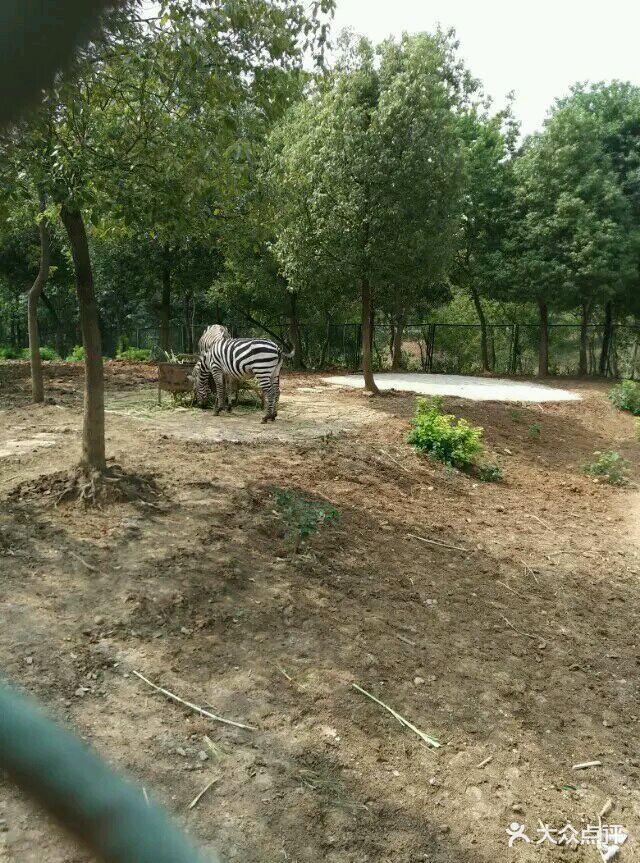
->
273;488;340;549
529;423;541;439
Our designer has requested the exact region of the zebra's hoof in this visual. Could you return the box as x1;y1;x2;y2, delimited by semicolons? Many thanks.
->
261;416;269;424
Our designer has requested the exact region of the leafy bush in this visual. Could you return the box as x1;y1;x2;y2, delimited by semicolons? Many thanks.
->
18;346;59;361
66;345;85;362
0;345;22;359
408;397;484;467
115;347;151;362
529;423;541;439
582;450;630;485
609;379;640;415
274;488;340;546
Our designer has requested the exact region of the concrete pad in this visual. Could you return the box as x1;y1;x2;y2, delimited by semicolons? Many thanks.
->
321;373;581;403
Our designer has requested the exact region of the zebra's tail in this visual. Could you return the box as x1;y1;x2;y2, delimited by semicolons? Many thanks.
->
280;346;296;360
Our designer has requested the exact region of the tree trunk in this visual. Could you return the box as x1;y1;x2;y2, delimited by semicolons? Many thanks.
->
27;193;50;402
579;301;590;376
40;291;65;358
390;312;405;371
469;284;490;372
599;300;613;376
183;292;194;353
159;243;171;353
319;315;331;369
537;298;549;378
631;320;639;380
361;276;378;393
60;205;105;471
288;290;305;369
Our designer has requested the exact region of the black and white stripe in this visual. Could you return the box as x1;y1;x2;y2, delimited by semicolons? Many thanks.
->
198;338;293;422
198;324;230;355
193;324;238;407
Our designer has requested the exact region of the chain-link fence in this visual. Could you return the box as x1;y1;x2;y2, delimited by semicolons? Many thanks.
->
130;321;640;378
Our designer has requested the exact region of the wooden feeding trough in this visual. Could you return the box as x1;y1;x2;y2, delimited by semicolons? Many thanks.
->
157;359;197;405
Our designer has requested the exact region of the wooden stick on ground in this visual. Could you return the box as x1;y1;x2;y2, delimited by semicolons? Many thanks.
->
67;549;97;572
599;798;613;818
187;776;220;811
531;513;555;533
476;755;493;769
406;533;468;553
132;671;256;731
495;580;520;596
377;448;412;474
500;615;546;648
572;760;602;770
519;558;539;584
352;683;441;748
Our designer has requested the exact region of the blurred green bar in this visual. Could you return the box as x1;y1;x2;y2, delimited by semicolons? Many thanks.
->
0;681;218;863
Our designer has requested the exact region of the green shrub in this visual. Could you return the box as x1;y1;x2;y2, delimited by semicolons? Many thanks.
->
582;450;630;485
274;488;340;546
66;345;85;362
18;346;59;361
115;347;151;362
609;379;640;415
529;423;541;439
408;397;484;467
0;345;22;359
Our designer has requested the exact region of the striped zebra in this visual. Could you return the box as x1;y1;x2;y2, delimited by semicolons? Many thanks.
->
198;324;230;354
193;324;240;407
196;338;293;422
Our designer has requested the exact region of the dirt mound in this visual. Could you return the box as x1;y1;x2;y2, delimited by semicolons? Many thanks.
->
11;463;163;507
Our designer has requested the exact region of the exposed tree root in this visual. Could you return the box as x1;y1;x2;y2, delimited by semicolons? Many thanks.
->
11;464;162;508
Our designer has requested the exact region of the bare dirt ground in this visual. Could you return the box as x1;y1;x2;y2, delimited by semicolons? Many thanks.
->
1;361;639;863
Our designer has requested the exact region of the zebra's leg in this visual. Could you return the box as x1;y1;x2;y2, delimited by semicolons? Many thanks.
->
271;375;281;420
212;367;226;416
230;379;240;408
257;378;272;423
269;362;283;421
194;359;209;407
225;375;234;412
260;378;278;423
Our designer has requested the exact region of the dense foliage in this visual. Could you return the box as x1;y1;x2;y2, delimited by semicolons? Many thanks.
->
609;379;640;415
1;4;640;403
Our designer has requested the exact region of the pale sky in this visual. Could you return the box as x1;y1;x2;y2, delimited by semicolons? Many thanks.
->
330;0;640;135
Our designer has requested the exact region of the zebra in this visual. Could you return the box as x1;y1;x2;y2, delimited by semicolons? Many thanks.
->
193;324;240;407
197;337;294;422
198;324;230;354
